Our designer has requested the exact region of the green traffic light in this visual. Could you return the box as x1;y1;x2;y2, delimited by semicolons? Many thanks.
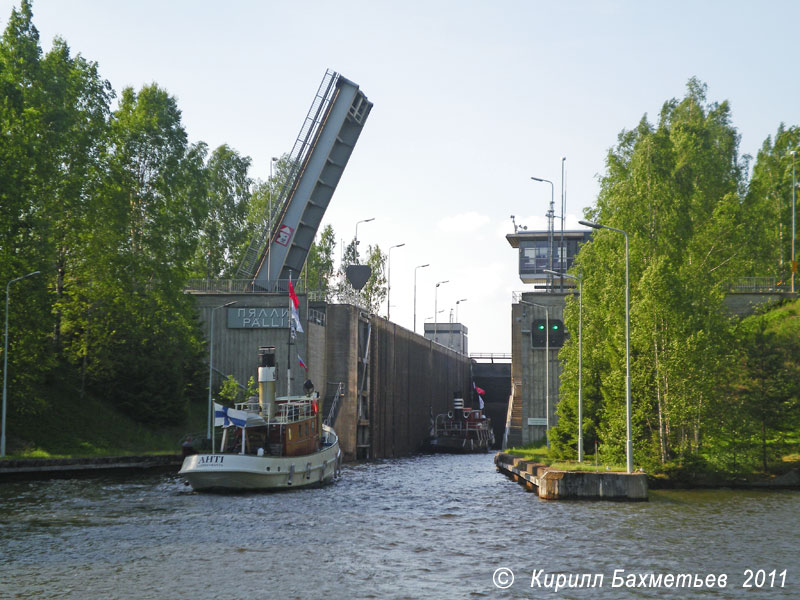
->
537;324;545;330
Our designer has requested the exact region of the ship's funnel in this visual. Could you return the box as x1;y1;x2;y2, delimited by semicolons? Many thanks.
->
258;346;277;419
453;391;464;419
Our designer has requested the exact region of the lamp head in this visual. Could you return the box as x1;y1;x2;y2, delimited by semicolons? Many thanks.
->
579;219;601;229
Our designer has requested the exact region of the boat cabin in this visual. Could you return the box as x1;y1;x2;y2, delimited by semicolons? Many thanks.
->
219;397;322;458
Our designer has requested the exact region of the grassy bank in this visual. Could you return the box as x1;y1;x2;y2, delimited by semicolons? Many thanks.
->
2;376;206;459
506;444;628;473
506;443;800;486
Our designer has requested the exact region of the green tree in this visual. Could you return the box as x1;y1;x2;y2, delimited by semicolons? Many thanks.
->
40;40;113;348
736;318;800;471
745;124;800;283
218;374;243;405
552;79;751;468
334;238;387;312
1;1;113;413
361;244;387;313
73;83;208;422
0;0;51;415
191;144;252;278
304;224;337;299
240;153;293;276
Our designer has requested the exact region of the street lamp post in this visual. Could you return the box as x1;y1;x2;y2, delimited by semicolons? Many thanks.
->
354;217;375;251
414;264;429;334
545;268;582;461
519;299;550;449
455;298;467;323
387;243;405;321
561;157;567;291
208;301;237;452
434;280;449;343
580;219;632;473
267;156;278;290
2;270;40;457
792;150;796;294
531;176;556;289
455;299;467;354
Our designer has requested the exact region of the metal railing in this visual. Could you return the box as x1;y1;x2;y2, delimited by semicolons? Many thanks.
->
308;307;326;326
515;279;792;296
237;70;340;279
469;352;512;362
186;278;307;294
324;382;345;427
185;278;327;301
434;413;489;435
726;277;790;293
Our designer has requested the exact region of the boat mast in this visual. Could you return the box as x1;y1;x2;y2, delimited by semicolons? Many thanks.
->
287;271;293;397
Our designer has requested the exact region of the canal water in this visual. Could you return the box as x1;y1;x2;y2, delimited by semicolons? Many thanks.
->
0;453;797;599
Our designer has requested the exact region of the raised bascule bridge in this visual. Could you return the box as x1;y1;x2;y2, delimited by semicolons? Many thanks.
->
187;71;476;461
237;70;373;289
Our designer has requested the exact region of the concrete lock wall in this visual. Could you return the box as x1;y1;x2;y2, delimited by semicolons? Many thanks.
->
510;293;568;447
369;319;472;459
323;304;362;461
194;294;320;398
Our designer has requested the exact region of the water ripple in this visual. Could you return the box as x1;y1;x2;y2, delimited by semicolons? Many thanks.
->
0;455;798;599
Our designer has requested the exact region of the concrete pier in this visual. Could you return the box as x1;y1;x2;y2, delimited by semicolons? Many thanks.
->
495;452;648;501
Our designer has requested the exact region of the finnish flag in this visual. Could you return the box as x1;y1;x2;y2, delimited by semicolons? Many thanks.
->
214;402;249;428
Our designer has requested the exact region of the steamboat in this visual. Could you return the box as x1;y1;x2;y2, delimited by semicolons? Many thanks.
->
179;347;341;491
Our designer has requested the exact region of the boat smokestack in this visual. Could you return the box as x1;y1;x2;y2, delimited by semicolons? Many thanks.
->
453;391;464;419
258;346;277;419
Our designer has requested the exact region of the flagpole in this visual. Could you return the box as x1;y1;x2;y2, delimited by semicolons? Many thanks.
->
288;272;292;397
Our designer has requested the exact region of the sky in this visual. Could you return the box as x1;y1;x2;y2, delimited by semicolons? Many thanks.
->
4;0;799;353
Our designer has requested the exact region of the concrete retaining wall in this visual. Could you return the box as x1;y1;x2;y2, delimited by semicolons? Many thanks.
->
0;455;183;481
723;292;796;317
495;452;648;501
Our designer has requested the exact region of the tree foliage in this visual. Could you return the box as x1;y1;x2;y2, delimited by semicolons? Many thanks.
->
191;144;252;279
333;238;387;312
745;124;800;282
0;2;211;432
304;224;337;300
0;2;393;444
552;79;798;474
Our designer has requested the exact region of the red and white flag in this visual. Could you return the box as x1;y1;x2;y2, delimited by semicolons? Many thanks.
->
288;280;303;334
473;382;485;410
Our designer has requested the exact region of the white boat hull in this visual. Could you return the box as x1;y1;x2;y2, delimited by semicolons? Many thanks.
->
179;427;341;491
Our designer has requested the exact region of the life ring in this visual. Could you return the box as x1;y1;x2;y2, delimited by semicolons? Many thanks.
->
447;411;454;419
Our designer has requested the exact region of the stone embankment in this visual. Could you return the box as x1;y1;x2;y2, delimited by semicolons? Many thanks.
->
495;452;648;501
0;455;182;481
